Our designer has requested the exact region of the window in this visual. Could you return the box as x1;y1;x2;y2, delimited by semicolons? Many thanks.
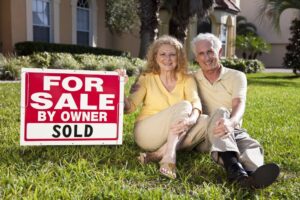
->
77;0;90;46
32;0;52;42
220;24;227;57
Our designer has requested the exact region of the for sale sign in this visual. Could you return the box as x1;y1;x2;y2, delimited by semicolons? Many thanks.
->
20;68;124;145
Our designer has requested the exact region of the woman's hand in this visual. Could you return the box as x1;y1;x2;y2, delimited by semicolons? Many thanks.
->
115;68;129;84
115;68;131;111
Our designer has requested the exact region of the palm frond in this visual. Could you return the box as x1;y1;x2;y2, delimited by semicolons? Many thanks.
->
259;0;300;31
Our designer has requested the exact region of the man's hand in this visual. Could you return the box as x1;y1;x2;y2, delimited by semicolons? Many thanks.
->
213;118;235;138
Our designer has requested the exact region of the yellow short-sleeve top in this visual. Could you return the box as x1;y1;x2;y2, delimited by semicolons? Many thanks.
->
126;72;202;121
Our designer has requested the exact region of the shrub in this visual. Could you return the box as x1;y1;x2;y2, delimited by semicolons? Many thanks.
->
74;54;101;70
0;56;31;80
221;58;264;73
15;41;129;57
30;52;52;67
50;53;80;69
0;53;146;80
283;18;300;75
106;0;139;33
235;34;271;59
190;58;264;73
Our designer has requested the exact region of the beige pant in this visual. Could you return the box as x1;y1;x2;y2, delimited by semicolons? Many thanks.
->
197;107;264;172
134;101;209;151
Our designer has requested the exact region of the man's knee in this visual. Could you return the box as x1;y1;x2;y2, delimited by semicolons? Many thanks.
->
213;107;230;118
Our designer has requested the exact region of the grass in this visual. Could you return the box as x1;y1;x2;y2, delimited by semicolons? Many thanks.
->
0;73;299;199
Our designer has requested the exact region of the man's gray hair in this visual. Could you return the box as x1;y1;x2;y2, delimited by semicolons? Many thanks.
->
191;33;222;55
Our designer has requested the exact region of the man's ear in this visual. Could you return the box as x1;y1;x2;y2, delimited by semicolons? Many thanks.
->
218;48;223;57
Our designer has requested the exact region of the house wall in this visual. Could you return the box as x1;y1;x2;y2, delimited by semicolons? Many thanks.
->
11;0;27;47
239;0;300;67
1;0;237;59
0;0;13;54
60;0;72;44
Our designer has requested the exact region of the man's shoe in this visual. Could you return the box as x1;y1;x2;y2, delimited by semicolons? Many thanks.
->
226;162;248;183
248;163;280;189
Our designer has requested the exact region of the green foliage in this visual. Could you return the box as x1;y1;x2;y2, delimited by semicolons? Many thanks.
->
15;41;128;57
190;58;265;73
0;53;146;80
235;34;271;59
259;0;300;30
50;53;80;69
0;73;300;199
0;56;31;80
236;16;257;36
105;0;140;34
0;53;267;80
221;58;265;73
283;18;300;75
30;52;52;68
73;54;100;70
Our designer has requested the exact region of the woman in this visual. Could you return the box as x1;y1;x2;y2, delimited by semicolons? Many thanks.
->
120;35;208;179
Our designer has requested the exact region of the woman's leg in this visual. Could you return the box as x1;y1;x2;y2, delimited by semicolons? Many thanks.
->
134;101;193;178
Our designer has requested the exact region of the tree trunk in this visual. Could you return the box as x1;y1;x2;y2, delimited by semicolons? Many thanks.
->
168;0;213;43
168;0;190;43
138;0;160;58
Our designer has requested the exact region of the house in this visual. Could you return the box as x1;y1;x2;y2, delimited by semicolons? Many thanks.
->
0;0;240;60
239;1;300;68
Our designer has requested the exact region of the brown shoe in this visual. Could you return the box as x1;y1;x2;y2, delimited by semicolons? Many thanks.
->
248;163;280;189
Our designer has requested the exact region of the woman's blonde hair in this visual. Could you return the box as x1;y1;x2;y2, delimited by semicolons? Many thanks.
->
144;35;188;75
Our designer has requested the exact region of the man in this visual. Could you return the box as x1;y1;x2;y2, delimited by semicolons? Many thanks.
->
191;33;280;189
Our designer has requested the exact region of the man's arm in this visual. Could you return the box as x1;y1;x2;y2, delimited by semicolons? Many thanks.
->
214;72;247;137
213;98;245;138
230;97;246;128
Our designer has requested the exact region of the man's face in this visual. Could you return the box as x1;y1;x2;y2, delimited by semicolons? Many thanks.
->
194;40;221;72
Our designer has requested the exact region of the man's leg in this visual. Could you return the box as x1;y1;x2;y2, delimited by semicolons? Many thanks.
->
206;108;248;185
207;108;279;188
235;129;280;189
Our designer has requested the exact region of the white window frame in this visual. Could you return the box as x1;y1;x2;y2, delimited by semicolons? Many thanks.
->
26;0;60;42
220;24;228;57
71;0;97;47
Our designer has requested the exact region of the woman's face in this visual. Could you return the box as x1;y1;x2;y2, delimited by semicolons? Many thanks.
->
156;44;177;73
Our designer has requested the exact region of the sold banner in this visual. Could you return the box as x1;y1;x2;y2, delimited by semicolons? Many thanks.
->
20;68;124;145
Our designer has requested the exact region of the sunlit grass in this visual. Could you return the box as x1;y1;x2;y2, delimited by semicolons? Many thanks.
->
0;73;299;199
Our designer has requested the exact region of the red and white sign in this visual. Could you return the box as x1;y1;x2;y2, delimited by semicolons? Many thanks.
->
20;68;124;145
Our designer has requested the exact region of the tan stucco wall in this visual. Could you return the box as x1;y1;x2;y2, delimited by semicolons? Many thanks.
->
0;0;12;54
111;31;140;57
97;0;110;48
11;0;27;47
60;0;72;44
239;1;300;67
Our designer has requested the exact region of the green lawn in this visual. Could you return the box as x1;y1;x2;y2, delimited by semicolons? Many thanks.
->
0;73;299;199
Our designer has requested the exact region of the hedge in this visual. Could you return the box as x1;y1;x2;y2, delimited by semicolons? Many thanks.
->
0;52;264;80
15;41;129;57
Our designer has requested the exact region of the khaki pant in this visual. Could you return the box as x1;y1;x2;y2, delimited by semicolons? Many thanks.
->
134;101;209;151
134;104;263;172
197;107;264;172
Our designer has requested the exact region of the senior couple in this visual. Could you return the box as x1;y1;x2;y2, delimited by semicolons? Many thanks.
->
118;33;280;189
